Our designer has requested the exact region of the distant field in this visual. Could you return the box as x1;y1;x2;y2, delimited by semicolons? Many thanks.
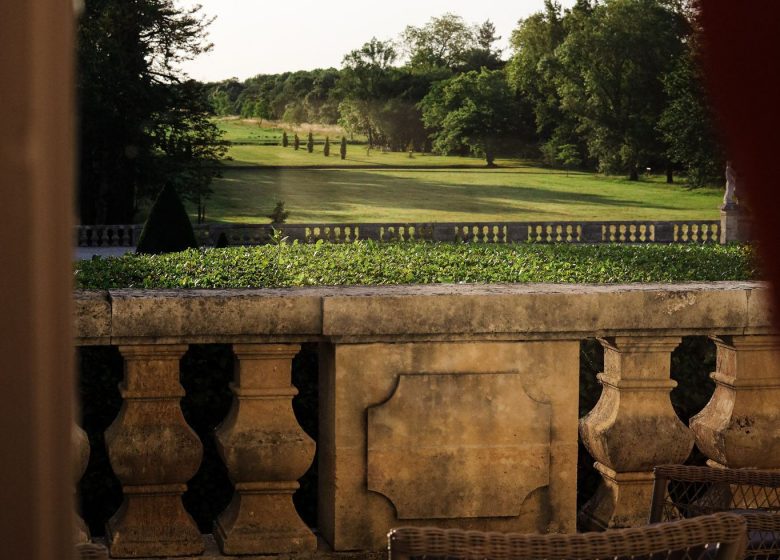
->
226;144;528;168
189;118;724;224
217;117;352;145
197;166;722;224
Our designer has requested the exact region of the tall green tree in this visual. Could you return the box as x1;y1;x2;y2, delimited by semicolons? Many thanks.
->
555;0;687;179
402;14;477;71
420;69;518;166
78;0;224;224
658;8;724;186
507;1;581;164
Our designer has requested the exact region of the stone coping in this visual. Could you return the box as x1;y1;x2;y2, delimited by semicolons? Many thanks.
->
74;282;775;345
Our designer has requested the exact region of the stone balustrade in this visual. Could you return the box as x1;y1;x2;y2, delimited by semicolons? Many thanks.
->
76;220;722;248
74;282;778;557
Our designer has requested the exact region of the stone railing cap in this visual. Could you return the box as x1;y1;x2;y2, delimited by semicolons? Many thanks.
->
74;282;774;343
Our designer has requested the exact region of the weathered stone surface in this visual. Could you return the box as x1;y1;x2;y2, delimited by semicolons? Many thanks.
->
74;290;111;344
109;289;324;343
319;340;579;551
322;283;762;340
73;282;772;344
746;286;776;334
215;344;316;555
367;372;550;519
579;337;694;529
691;335;780;469
105;345;203;558
69;281;777;553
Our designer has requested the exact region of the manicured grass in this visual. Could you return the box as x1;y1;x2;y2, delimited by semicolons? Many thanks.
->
196;118;724;225
226;144;515;167
75;243;757;289
199;165;722;224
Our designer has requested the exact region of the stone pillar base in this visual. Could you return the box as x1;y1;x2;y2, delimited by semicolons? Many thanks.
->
578;463;656;530
720;205;751;244
106;489;203;558
215;483;316;555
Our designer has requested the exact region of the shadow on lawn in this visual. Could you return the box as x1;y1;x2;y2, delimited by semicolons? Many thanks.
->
209;168;695;223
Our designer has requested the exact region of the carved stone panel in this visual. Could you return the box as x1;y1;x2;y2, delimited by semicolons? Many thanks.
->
367;372;550;519
318;340;580;551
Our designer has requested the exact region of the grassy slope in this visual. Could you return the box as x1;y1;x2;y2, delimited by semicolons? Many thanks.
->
205;166;722;224
189;118;723;224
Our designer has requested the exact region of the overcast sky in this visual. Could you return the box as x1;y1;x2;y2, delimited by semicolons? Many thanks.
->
178;0;576;82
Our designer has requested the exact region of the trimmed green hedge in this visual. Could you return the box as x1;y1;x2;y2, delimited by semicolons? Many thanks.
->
76;242;758;289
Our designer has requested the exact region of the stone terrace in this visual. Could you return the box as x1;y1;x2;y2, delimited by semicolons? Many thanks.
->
74;282;780;558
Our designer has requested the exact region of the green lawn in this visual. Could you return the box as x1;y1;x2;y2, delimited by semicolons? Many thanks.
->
199;165;722;224
193;119;724;224
226;144;522;168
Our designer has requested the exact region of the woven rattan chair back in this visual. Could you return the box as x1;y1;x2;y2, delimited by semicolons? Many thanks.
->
388;512;747;560
650;465;780;560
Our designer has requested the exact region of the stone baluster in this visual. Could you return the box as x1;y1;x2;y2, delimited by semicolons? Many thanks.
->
73;423;90;543
215;344;316;555
691;335;780;469
105;345;203;558
579;336;694;529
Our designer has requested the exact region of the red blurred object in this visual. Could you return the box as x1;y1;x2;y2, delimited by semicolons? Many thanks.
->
699;1;780;313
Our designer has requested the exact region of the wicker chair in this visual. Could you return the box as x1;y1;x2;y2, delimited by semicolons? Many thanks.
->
389;512;747;560
650;465;780;560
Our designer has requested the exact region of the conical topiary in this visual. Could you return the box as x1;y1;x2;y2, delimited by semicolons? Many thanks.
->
294;133;300;150
282;131;289;147
324;136;330;157
340;136;347;160
307;132;314;153
136;183;199;254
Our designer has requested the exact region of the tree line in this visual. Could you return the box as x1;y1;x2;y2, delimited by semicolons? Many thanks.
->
207;0;722;181
77;0;722;225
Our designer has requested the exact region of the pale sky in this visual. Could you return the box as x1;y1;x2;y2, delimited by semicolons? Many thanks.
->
178;0;576;82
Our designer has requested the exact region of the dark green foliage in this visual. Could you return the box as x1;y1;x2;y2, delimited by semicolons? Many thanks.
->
268;201;290;224
215;231;229;248
294;133;300;150
282;131;289;147
306;132;314;153
420;69;519;166
340;136;347;160
658;45;724;187
135;183;198;254
557;144;582;176
324;136;330;157
76;243;757;289
77;0;224;224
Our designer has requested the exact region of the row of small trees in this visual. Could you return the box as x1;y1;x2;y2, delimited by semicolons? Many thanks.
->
281;131;347;159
